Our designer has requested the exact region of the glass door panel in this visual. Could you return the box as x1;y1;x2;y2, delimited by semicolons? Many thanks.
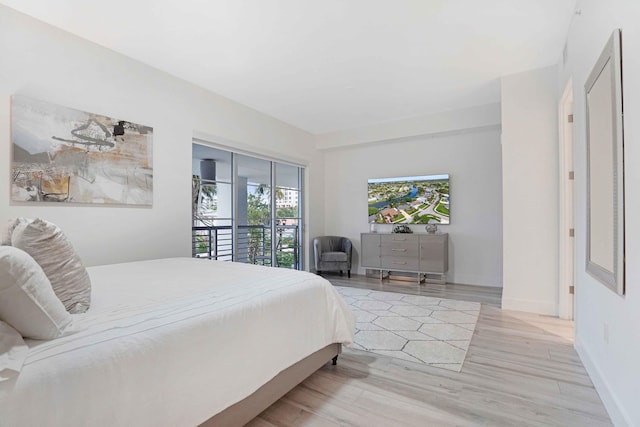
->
275;163;302;269
192;145;233;260
236;154;272;265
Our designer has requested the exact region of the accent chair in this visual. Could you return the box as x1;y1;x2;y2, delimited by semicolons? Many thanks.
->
313;236;352;278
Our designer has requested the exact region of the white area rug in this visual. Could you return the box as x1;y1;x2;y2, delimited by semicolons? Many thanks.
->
335;286;480;372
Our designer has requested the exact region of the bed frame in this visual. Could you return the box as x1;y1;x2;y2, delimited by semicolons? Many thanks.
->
200;343;341;426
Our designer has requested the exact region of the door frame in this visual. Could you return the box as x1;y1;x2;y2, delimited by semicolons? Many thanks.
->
558;79;575;320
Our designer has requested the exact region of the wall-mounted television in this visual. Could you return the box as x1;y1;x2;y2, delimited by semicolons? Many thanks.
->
368;174;449;224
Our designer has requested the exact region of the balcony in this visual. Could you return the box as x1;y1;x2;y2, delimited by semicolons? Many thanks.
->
192;224;300;269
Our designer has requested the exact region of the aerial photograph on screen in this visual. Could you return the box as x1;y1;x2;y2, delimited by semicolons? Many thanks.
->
368;174;449;224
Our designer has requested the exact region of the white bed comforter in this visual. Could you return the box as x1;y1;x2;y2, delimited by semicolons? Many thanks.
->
0;258;355;427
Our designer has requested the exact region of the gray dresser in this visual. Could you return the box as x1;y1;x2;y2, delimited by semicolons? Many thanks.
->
361;233;448;284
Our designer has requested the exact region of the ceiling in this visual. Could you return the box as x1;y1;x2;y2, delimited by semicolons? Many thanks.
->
1;0;577;134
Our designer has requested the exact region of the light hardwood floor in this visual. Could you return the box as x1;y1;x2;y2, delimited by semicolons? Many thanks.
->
247;274;612;426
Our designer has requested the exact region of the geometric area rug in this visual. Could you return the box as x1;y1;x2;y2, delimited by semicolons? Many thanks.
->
335;286;481;372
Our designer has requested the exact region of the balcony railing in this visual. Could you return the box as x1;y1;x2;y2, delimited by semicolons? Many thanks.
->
192;224;300;269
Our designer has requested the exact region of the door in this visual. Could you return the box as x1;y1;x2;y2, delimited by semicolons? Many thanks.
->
361;234;381;268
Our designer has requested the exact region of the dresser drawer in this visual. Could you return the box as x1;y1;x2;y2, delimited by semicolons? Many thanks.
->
381;234;419;258
381;234;418;244
381;242;419;258
381;256;420;271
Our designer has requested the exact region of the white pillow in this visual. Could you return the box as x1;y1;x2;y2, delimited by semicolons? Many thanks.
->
0;217;25;246
11;218;91;314
0;320;28;382
0;246;72;339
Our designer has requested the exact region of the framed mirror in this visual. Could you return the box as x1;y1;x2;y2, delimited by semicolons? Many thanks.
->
585;29;625;295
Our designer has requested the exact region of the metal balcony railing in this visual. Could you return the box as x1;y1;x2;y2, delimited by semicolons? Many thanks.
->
192;224;300;270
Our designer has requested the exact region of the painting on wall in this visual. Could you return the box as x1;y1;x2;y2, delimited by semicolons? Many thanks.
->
11;95;153;205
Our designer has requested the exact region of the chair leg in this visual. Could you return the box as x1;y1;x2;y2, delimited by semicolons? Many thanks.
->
348;270;351;278
340;270;343;276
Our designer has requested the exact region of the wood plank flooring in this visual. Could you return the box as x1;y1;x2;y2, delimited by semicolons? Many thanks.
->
247;275;611;426
329;274;504;307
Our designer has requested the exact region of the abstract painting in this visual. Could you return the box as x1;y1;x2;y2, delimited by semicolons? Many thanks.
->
11;95;153;205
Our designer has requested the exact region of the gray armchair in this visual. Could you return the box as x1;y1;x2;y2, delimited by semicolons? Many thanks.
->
313;236;352;278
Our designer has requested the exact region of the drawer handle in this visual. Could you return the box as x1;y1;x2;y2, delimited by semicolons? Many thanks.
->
392;261;407;265
391;248;407;252
393;237;406;241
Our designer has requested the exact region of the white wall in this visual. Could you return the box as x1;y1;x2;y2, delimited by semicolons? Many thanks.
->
501;65;560;315
321;117;503;287
0;6;322;268
560;1;640;424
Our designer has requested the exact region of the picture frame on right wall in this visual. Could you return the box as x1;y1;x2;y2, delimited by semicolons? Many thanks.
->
585;28;625;295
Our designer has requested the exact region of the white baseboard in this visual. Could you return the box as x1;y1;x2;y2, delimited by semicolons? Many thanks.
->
449;274;502;288
574;336;632;427
501;297;556;315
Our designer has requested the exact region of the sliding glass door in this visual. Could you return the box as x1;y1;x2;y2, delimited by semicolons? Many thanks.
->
192;142;304;270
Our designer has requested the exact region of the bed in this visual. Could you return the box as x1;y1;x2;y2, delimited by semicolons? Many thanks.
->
0;257;355;426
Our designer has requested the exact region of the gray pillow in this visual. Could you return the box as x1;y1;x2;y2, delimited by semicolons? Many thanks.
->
0;246;72;339
11;219;91;314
